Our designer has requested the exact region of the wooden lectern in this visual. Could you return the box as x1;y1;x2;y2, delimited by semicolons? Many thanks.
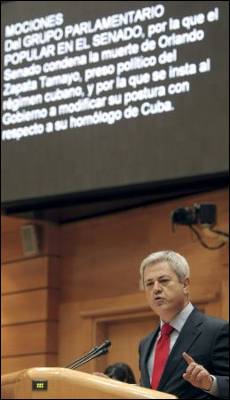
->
1;367;177;399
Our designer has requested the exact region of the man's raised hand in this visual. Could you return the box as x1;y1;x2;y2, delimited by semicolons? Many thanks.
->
182;352;213;391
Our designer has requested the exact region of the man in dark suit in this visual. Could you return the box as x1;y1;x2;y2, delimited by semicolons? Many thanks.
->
138;250;229;399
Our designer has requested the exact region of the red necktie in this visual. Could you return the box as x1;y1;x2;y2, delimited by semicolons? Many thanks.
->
151;323;174;389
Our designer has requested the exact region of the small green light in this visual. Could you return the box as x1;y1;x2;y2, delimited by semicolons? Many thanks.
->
32;380;48;391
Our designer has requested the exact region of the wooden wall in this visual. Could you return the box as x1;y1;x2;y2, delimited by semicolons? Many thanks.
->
1;188;229;379
1;218;60;374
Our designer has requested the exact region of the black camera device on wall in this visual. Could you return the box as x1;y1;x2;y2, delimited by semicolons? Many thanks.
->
171;203;217;226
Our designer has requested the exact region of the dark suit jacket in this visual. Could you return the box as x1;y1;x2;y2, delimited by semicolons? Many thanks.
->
139;307;229;399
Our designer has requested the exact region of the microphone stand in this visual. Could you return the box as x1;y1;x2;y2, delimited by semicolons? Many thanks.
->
70;347;109;370
65;345;98;369
65;340;111;370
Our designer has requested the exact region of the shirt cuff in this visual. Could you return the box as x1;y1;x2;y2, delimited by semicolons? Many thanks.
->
204;375;218;397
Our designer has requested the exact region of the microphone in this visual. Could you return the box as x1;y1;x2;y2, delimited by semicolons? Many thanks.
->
68;340;111;370
65;340;111;370
65;345;98;369
72;346;109;369
95;339;111;352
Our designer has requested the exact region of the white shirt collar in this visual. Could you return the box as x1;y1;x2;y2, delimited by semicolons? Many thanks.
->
160;302;194;333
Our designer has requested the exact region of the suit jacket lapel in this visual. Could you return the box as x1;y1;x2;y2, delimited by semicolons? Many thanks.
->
142;328;160;387
158;308;204;390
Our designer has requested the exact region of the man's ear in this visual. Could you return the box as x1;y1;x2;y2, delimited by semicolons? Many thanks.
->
183;278;190;294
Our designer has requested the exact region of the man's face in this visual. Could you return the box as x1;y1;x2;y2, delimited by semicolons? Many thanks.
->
143;261;189;321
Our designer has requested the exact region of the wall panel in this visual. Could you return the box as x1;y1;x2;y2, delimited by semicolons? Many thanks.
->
2;289;59;325
2;321;58;357
1;218;60;374
1;354;57;375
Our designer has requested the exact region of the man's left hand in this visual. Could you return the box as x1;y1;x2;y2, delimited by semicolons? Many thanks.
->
182;352;213;391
